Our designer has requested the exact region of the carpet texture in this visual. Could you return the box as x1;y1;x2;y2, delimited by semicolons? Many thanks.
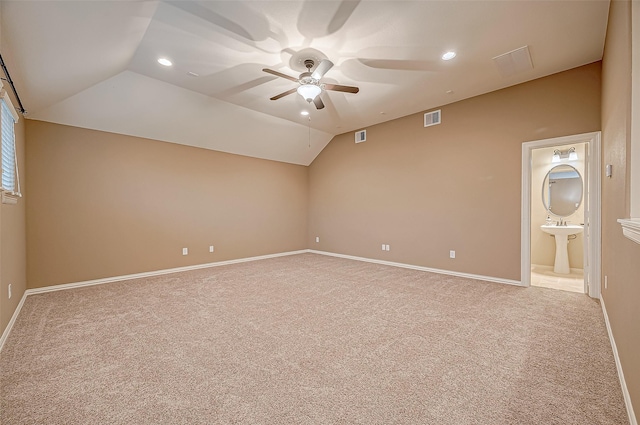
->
0;253;628;424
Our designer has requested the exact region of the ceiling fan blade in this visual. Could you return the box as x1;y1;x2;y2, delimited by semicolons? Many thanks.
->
324;83;359;94
311;60;334;80
270;88;298;101
262;68;299;82
313;96;325;110
320;93;342;122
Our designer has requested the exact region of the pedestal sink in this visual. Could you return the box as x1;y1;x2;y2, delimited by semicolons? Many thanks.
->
540;224;584;274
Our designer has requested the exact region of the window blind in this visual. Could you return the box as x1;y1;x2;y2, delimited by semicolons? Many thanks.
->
1;98;16;192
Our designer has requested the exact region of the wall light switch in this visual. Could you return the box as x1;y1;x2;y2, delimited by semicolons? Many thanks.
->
604;275;608;289
182;248;188;256
8;283;11;299
606;164;613;178
382;244;386;251
209;246;214;253
316;237;320;243
385;244;390;251
450;250;456;259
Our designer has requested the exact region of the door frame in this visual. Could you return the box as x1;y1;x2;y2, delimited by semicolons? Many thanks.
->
521;131;601;298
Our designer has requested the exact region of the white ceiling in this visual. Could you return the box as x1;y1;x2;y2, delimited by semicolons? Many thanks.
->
0;0;610;165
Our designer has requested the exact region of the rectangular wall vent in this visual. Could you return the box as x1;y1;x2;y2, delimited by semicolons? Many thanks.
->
355;129;366;143
424;110;441;127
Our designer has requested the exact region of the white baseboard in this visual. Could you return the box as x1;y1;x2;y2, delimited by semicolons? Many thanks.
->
26;250;309;295
309;250;523;287
0;250;308;353
601;297;637;425
1;248;520;354
531;264;584;274
0;290;28;352
3;249;632;425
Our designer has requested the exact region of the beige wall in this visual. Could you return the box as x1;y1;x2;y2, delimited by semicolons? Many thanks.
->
0;3;28;338
601;0;640;419
26;121;308;288
309;63;601;281
531;143;586;269
0;114;26;336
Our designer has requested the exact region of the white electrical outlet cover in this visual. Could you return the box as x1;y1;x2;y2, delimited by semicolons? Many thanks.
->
450;250;456;258
183;248;188;255
386;244;390;251
382;244;386;251
209;246;214;253
316;237;320;243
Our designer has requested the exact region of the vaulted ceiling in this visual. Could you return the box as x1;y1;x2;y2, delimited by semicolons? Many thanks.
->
0;1;609;165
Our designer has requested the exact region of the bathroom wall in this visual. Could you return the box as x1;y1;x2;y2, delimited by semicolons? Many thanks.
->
531;143;586;269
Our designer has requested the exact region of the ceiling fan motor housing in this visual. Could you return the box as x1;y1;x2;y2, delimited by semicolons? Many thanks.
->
297;59;322;102
299;60;320;85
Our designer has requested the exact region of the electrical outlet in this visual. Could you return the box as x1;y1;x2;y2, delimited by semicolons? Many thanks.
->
8;284;11;299
604;275;608;289
316;237;319;243
209;246;214;253
382;244;386;251
182;248;188;256
450;250;456;259
385;244;390;251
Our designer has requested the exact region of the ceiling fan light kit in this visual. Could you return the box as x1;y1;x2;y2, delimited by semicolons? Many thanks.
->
297;84;322;102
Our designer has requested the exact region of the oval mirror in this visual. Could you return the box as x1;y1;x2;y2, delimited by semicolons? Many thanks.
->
542;164;583;217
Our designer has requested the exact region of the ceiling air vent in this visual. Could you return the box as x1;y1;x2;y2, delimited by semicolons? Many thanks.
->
424;110;441;127
492;45;533;77
355;129;366;143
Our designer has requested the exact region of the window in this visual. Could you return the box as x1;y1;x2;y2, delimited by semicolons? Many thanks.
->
1;99;16;190
0;82;20;204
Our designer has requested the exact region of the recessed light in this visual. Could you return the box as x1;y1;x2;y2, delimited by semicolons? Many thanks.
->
157;58;173;67
442;51;457;61
301;111;309;116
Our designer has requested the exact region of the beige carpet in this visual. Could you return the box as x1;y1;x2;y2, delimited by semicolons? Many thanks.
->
0;253;628;424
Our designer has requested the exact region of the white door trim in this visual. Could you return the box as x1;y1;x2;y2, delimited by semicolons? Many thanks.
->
521;132;601;298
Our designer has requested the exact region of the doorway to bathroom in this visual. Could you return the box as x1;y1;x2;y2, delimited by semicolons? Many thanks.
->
521;132;601;298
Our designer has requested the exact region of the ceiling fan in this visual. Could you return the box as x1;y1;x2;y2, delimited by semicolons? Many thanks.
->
262;59;359;110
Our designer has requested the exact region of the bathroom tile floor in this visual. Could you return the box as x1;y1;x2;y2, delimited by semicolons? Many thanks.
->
531;264;584;293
